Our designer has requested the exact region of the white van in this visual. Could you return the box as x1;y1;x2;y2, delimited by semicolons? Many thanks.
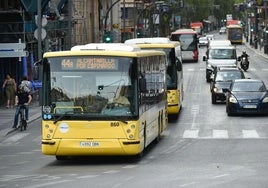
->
203;44;237;82
208;40;231;48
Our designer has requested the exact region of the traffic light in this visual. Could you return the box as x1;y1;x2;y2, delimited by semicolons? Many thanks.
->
104;31;113;43
136;29;143;38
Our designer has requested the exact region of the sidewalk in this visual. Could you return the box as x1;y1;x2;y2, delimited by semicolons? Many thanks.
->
244;39;268;60
0;101;41;137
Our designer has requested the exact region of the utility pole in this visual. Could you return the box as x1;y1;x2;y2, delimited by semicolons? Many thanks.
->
264;0;268;54
37;0;42;61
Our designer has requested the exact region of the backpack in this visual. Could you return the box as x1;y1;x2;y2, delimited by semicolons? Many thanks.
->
20;80;31;93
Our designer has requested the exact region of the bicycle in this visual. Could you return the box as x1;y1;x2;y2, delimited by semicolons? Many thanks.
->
18;104;27;131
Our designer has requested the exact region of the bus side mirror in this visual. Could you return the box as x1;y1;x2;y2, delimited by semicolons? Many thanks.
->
222;88;230;93
32;65;39;80
176;58;182;71
139;77;147;93
32;59;42;80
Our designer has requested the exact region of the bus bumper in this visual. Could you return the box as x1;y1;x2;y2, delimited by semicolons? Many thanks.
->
41;138;142;156
167;104;180;115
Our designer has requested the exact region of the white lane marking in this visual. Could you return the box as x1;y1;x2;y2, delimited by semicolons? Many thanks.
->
180;182;199;187
182;129;263;139
77;175;99;179
213;130;229;139
187;68;195;71
212;174;230;179
24;180;72;188
243;130;259;138
183;129;199;138
1;133;30;145
103;170;120;174
122;165;137;169
191;105;200;129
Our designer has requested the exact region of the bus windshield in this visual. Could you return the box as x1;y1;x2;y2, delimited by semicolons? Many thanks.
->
171;34;197;51
43;56;138;118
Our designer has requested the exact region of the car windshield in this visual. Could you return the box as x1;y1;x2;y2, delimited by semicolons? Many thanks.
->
209;49;236;59
215;71;243;81
231;82;267;92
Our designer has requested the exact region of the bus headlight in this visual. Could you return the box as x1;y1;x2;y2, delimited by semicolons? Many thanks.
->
124;123;137;140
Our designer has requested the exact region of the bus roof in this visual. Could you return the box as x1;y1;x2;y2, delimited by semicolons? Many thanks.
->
171;29;197;34
43;43;166;58
124;37;180;48
227;24;242;28
71;43;140;52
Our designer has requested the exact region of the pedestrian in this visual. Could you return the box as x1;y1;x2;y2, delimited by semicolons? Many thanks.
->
2;73;16;108
260;38;263;51
12;84;32;129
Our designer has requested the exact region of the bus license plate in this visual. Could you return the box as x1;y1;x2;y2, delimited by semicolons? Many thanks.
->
80;141;100;147
243;105;257;109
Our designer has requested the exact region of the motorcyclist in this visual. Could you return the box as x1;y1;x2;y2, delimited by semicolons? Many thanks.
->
239;51;249;61
239;51;249;67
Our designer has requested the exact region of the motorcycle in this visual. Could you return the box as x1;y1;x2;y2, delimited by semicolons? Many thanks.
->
240;56;249;71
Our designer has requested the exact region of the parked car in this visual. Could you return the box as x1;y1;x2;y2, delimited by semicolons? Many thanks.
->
210;67;245;104
219;27;226;34
224;79;268;116
198;36;208;47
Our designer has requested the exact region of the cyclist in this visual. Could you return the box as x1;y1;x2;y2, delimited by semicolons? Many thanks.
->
12;84;32;129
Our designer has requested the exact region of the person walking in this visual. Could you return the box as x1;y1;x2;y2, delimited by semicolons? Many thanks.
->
2;73;16;108
12;84;32;129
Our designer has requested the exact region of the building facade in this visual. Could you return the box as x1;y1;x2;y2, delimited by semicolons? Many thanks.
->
0;0;114;105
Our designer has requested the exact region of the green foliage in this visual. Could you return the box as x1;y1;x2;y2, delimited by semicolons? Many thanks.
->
175;0;239;24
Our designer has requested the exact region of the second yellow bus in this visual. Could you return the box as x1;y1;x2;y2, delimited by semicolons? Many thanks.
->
125;37;184;117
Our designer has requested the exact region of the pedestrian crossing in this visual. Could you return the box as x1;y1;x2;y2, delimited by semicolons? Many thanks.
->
182;129;263;139
186;68;268;72
0;128;266;147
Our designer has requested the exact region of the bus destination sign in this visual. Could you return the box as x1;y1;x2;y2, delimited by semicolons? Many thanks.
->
61;58;118;70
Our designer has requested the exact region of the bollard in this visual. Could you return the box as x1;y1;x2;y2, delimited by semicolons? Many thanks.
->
264;44;268;54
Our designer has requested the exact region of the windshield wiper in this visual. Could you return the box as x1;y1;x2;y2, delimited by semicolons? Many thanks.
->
53;111;74;124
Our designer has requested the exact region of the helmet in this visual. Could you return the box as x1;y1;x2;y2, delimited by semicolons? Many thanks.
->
242;51;246;54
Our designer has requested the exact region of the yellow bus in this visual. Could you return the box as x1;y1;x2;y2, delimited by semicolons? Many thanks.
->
227;24;243;44
40;43;168;160
125;37;183;117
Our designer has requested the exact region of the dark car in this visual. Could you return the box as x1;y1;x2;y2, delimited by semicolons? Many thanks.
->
210;67;245;104
224;79;268;116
